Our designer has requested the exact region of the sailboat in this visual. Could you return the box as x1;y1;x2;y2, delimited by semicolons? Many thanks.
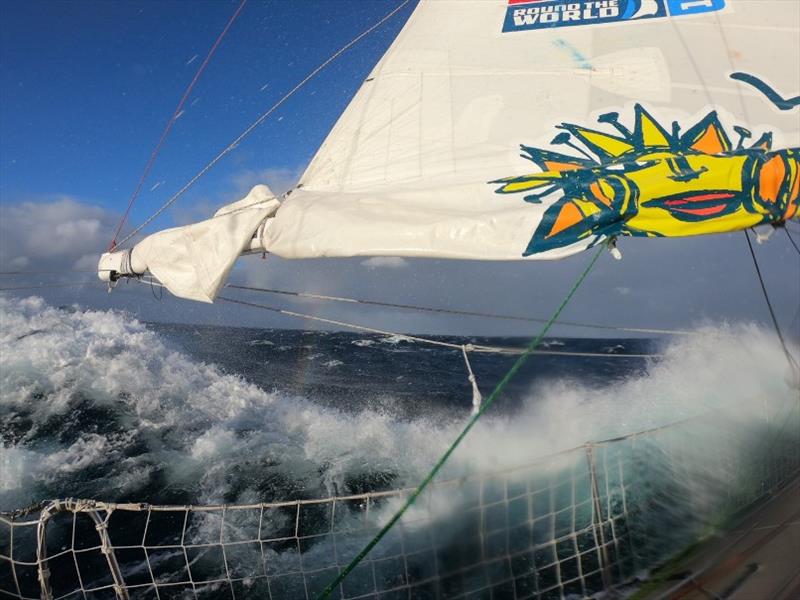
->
8;0;786;598
97;0;799;305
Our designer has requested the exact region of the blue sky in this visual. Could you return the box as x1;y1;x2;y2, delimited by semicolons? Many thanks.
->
1;0;798;341
1;0;414;221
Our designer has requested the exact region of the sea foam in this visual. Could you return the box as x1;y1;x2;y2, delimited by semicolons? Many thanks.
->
1;296;796;513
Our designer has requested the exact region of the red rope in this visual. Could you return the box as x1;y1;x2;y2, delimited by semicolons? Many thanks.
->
109;0;248;251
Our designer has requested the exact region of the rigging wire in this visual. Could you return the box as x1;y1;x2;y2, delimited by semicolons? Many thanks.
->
671;18;714;107
784;226;800;256
715;14;799;389
225;283;697;336
316;246;605;600
114;0;412;250
743;230;798;372
215;294;660;358
109;0;248;251
672;16;798;378
149;276;163;301
138;278;664;352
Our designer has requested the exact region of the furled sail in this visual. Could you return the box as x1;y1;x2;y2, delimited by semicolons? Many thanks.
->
99;185;279;302
101;0;799;301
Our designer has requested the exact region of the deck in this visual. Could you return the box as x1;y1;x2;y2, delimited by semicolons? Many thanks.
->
641;473;800;599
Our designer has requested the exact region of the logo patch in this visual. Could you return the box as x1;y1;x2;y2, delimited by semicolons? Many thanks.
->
489;101;799;256
502;0;725;33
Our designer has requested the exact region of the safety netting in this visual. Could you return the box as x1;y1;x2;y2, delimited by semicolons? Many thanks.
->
2;400;799;600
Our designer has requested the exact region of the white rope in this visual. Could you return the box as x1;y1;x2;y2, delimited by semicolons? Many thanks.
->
462;344;482;415
226;283;699;336
218;294;493;351
114;0;412;249
135;278;661;358
119;249;134;276
214;294;661;358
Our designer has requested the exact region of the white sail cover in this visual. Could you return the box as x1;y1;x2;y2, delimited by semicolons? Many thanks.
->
129;185;279;302
263;0;800;260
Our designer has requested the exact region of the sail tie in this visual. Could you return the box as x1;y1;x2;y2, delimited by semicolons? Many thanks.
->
461;344;482;415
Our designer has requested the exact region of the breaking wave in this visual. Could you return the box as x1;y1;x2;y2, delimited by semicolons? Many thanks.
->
1;296;796;513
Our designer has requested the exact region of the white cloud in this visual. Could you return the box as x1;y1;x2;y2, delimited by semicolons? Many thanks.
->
170;199;219;226
0;196;117;271
231;167;301;197
170;166;304;226
72;253;100;271
54;218;101;241
8;256;29;269
361;257;409;270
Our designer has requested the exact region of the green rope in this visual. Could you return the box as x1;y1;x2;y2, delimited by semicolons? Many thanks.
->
316;245;605;600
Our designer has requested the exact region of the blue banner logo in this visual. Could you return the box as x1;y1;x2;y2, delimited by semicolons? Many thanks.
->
502;0;725;33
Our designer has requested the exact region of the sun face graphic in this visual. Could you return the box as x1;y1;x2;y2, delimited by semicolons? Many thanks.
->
491;104;799;256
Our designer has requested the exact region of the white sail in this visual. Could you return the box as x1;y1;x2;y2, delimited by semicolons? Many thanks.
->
101;0;800;301
262;0;799;260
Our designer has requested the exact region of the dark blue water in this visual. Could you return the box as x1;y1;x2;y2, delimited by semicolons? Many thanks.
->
153;323;655;419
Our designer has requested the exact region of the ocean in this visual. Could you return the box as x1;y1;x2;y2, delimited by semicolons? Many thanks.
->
0;296;659;511
1;295;798;599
